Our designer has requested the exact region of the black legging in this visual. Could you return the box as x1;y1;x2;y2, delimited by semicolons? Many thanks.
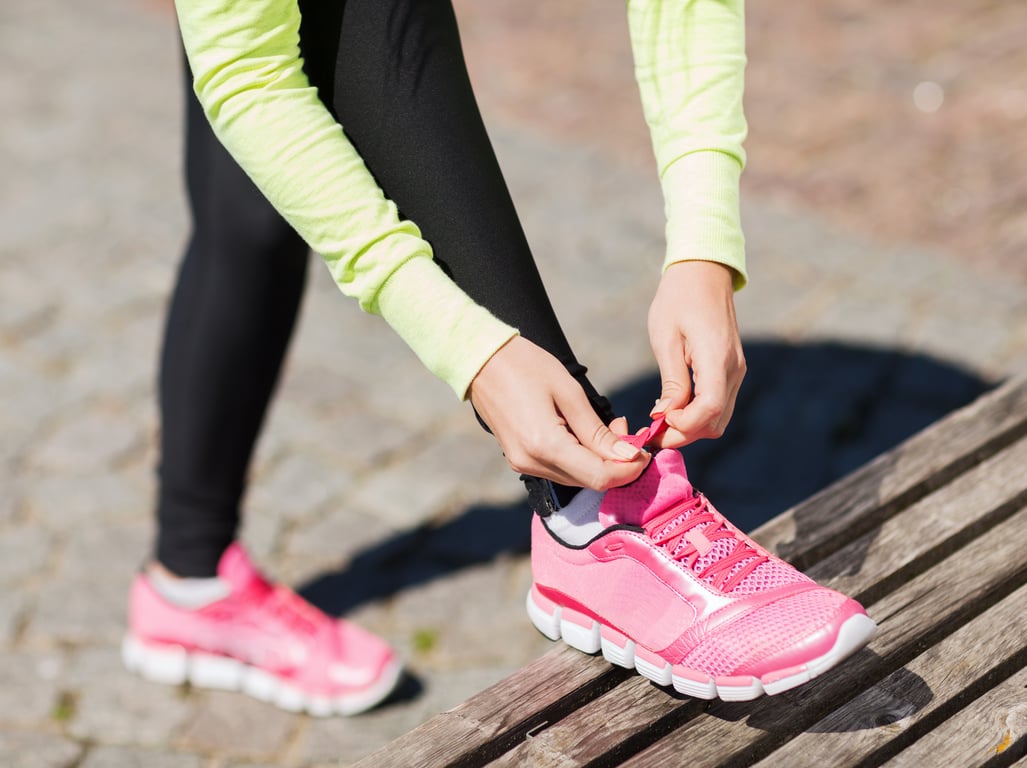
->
156;0;613;577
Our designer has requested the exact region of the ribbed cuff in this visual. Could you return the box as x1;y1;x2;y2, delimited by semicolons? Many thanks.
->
661;150;747;290
374;256;519;399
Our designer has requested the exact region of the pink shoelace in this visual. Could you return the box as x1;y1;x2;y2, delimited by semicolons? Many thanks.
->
622;415;769;593
645;496;768;593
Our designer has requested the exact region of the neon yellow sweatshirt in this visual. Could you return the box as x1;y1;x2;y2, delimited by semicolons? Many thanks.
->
173;0;747;398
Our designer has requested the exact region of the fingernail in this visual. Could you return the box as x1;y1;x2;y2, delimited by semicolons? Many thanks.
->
650;398;671;417
613;441;640;460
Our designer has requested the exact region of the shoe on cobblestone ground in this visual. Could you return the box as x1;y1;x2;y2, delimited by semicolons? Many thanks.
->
527;425;876;702
122;543;402;716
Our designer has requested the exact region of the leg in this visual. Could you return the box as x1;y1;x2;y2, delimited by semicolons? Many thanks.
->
155;57;310;577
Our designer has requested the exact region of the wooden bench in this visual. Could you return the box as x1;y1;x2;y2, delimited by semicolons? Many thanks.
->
355;375;1027;768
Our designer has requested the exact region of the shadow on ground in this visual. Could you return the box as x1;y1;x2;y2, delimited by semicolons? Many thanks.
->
300;339;993;618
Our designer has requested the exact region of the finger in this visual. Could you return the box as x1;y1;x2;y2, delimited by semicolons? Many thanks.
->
665;392;726;443
556;388;645;464
532;433;650;490
650;335;693;418
609;416;629;437
649;421;690;449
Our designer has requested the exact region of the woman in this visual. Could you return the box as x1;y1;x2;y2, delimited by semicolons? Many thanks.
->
124;0;872;717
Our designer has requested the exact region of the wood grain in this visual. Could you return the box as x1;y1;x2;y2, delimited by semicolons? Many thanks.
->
806;434;1027;605
351;646;627;768
487;675;703;768
751;583;1027;767
751;377;1027;570
881;664;1027;768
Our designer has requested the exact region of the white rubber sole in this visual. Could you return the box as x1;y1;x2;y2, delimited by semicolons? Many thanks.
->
527;586;877;702
121;635;402;716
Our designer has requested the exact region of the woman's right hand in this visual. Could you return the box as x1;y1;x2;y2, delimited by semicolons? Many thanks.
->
468;336;650;490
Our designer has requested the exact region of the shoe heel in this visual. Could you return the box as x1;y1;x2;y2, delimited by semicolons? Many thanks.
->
526;585;561;640
560;610;601;654
122;635;188;685
526;586;601;654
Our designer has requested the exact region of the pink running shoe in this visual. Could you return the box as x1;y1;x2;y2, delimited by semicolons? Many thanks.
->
528;437;876;702
122;543;402;716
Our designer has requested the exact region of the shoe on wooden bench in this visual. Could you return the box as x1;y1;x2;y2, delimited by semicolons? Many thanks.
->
528;442;877;702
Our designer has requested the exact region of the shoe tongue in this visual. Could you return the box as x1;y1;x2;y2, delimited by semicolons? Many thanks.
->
598;449;694;527
217;543;269;593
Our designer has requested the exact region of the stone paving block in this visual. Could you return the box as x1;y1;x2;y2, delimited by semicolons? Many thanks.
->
281;509;398;580
25;469;151;529
0;589;26;646
63;645;195;747
350;362;464;432
804;290;918;349
62;330;162;405
734;277;822;339
30;575;133;646
251;400;413;481
346;432;508;530
268;362;368;420
78;745;204;768
0;264;56;336
287;268;415;376
60;520;150;577
0;356;61;451
247;453;356;528
237;510;284;564
0;650;64;726
31;519;146;644
297;664;524;767
0;729;83;768
388;559;548;670
28;404;144;474
909;311;1015;379
0;524;53;585
175;691;298;762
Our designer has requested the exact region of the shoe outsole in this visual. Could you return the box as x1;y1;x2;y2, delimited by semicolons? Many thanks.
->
121;634;402;716
526;585;877;701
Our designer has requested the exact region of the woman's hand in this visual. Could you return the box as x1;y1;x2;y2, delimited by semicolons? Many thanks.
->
647;260;746;448
468;336;650;490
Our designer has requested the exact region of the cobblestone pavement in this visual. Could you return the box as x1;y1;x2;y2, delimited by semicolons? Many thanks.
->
1;1;1024;766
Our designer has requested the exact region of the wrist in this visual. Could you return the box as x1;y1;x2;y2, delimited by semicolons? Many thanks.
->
663;259;737;293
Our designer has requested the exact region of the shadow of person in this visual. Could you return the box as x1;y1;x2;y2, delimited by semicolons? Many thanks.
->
300;339;992;621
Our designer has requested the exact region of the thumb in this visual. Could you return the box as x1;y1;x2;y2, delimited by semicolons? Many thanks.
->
560;398;643;464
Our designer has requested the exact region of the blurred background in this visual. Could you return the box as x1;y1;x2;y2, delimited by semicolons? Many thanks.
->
1;1;1024;766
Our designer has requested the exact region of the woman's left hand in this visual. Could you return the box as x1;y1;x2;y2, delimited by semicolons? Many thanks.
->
647;260;746;448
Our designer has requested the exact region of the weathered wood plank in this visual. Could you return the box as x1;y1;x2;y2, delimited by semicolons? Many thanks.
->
881;664;1027;768
474;437;1027;767
619;503;1027;768
751;376;1027;570
751;582;1027;767
487;675;703;768
806;434;1027;605
351;646;628;768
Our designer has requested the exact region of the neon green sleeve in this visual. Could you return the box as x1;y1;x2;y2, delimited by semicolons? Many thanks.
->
628;0;749;289
173;0;516;398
